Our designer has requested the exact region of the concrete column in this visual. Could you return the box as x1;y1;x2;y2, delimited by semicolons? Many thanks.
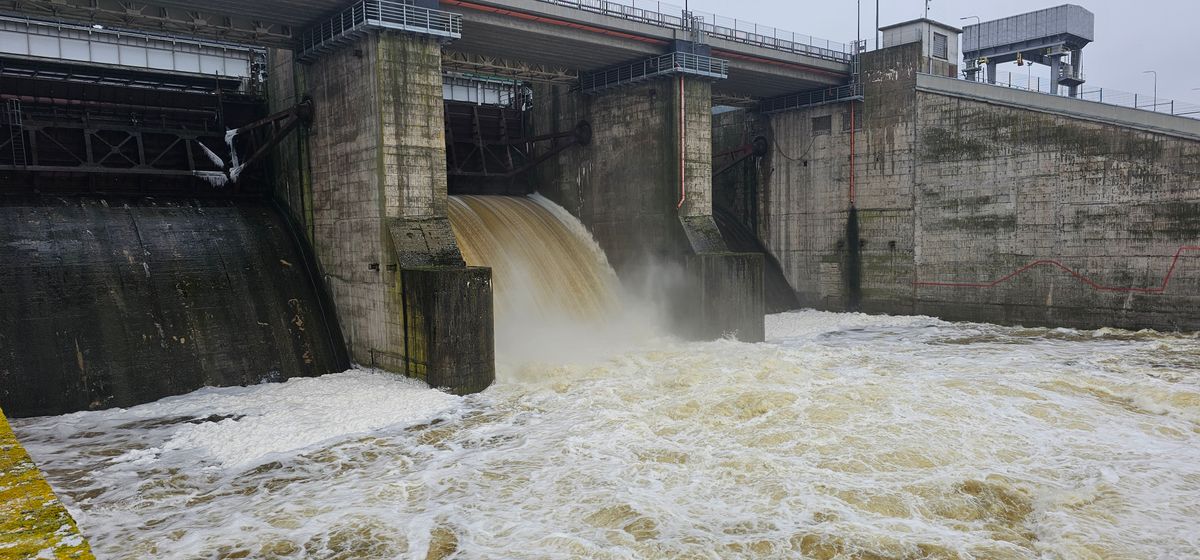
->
677;76;713;219
267;48;311;234
986;62;997;85
1049;56;1062;95
301;30;494;392
533;72;764;341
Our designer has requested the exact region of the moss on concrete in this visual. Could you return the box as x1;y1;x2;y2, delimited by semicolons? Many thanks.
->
921;127;987;161
1;406;94;559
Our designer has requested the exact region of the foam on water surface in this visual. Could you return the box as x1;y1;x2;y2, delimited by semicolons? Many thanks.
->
12;310;1200;559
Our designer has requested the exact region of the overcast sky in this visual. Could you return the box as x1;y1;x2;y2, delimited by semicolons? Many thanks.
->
682;0;1200;104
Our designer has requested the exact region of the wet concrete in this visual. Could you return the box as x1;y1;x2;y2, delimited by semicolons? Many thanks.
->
0;197;348;418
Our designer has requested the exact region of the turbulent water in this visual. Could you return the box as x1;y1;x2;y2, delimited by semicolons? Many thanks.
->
447;194;621;322
446;194;660;372
12;196;1200;559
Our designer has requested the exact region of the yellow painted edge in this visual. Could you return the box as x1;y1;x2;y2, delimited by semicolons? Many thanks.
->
0;406;95;560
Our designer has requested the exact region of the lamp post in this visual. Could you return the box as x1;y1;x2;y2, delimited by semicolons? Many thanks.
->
1142;70;1157;111
960;15;980;81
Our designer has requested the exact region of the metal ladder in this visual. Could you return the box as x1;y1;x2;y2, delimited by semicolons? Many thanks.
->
4;99;27;166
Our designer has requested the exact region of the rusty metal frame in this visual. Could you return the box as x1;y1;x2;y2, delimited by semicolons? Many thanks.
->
442;51;577;84
0;99;233;184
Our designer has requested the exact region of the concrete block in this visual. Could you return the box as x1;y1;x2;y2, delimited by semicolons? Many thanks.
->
401;267;494;394
681;252;765;342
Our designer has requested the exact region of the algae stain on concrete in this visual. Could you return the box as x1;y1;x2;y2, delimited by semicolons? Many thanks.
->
1;407;95;559
921;127;987;161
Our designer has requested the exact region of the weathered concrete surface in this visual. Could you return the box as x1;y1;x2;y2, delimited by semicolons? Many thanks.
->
299;30;494;389
268;47;314;240
710;116;799;313
714;43;922;315
910;89;1200;330
534;77;699;275
917;74;1200;141
535;75;765;338
1;406;94;559
682;253;766;342
0;198;349;417
716;39;1200;331
401;267;494;394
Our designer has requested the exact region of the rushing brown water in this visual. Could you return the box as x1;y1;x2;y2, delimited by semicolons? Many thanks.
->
447;194;621;321
11;195;1200;558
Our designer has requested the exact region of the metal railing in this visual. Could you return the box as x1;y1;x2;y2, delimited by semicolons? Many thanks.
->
579;51;727;94
297;0;462;62
973;70;1200;120
533;0;852;63
759;82;864;114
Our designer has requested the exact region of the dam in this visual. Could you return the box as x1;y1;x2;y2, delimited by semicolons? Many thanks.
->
2;0;1200;556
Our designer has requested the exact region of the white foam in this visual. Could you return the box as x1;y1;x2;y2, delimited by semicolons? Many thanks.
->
12;311;1200;558
765;308;948;341
46;369;460;470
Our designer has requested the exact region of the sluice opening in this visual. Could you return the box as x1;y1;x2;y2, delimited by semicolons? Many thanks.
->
447;194;621;321
446;193;660;371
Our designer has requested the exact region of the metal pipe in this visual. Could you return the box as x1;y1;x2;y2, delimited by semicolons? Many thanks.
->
676;74;686;209
0;93;215;116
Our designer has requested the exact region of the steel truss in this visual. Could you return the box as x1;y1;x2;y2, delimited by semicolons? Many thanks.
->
0;96;237;186
442;51;577;84
1;0;292;46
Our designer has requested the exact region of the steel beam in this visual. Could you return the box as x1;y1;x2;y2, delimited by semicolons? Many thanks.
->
1;0;293;46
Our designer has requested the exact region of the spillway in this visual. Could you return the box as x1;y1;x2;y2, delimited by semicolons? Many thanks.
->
447;194;621;322
446;194;659;371
0;197;349;417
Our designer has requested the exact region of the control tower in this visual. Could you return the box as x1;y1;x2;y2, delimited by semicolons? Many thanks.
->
961;4;1094;97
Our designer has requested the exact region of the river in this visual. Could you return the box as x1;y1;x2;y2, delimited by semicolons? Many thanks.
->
12;194;1200;558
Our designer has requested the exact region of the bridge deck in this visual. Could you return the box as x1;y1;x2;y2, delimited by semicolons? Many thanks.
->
2;0;851;98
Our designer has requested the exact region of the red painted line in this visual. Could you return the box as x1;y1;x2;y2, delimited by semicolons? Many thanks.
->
711;49;847;79
912;246;1200;294
444;0;667;45
445;0;844;77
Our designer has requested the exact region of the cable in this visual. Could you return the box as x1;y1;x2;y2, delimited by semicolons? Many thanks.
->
772;133;818;163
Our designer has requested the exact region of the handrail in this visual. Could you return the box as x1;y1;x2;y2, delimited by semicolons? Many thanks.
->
969;70;1200;120
531;0;852;63
759;82;864;114
579;51;728;94
297;0;462;62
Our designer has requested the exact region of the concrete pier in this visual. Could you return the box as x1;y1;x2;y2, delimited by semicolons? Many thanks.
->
534;74;766;340
684;253;766;342
299;30;496;390
401;267;494;394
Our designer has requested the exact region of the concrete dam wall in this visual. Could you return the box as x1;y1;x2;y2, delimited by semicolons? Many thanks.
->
714;42;1200;331
0;198;349;417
